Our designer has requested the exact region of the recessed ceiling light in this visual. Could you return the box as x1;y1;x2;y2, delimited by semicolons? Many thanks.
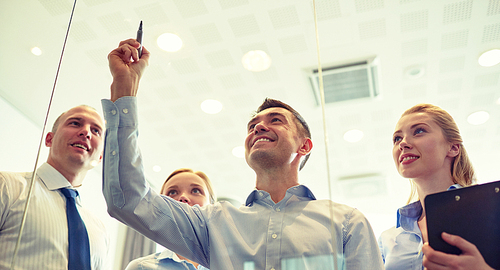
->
232;146;245;158
343;129;364;143
157;33;183;52
153;165;161;172
404;65;425;79
467;111;489;125
31;47;42;56
497;97;500;105
478;49;500;67
242;50;271;72
200;99;222;114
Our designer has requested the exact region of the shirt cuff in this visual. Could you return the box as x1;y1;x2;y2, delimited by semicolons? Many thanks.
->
101;96;138;128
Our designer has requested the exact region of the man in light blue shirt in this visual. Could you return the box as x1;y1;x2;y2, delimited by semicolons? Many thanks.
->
102;39;383;270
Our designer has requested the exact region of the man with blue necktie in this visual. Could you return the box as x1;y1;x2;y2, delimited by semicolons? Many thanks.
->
0;105;109;269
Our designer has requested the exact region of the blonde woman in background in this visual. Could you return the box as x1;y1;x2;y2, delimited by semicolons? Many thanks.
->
378;104;494;270
125;168;214;270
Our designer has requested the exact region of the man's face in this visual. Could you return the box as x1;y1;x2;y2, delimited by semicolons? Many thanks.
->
244;107;305;170
46;106;104;172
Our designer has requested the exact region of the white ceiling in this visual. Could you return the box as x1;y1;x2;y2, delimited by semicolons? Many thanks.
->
1;0;499;236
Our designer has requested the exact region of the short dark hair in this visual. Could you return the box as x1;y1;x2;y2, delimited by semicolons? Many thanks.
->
255;98;311;170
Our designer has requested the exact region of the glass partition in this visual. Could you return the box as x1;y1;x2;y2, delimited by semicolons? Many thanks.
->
1;1;499;269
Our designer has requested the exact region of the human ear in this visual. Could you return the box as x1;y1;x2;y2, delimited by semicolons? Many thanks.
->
45;132;54;147
298;138;313;156
447;143;460;158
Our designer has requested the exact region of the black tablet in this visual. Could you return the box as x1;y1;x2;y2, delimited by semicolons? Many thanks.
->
424;180;500;269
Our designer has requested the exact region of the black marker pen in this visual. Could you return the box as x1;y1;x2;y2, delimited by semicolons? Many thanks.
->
136;21;143;58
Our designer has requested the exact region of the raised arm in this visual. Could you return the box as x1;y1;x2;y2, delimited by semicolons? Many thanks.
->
101;40;210;267
108;39;150;102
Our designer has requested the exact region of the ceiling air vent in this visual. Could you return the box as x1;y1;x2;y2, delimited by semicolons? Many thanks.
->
309;57;380;105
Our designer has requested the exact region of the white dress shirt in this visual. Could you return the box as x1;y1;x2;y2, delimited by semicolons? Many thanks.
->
0;163;109;269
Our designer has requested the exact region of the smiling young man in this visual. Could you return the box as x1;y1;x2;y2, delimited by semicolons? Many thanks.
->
0;105;109;269
245;99;313;203
103;38;383;270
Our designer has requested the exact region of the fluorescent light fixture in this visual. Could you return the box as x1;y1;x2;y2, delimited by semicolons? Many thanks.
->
157;33;183;52
242;50;271;72
478;49;500;67
343;129;364;143
232;146;245;158
31;47;42;56
201;99;222;114
467;111;489;125
153;165;161;172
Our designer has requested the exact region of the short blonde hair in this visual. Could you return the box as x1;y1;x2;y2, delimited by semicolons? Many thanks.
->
160;168;216;204
401;104;476;203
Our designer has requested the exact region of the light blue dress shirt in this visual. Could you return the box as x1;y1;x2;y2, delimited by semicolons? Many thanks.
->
101;97;384;270
125;249;209;270
378;184;461;270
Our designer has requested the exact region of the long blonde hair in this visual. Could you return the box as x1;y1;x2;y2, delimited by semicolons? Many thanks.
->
401;104;476;204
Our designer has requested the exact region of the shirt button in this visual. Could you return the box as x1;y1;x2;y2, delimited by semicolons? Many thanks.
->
259;192;263;196
122;108;128;114
111;151;116;156
111;110;117;115
272;233;277;239
276;208;280;212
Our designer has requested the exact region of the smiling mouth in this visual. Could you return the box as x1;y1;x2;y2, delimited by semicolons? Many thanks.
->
71;143;88;151
253;138;273;146
401;156;419;163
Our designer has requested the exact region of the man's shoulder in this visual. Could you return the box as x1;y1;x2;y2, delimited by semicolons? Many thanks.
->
0;171;32;204
0;170;31;187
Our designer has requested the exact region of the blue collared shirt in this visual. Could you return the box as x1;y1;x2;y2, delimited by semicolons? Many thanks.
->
378;184;461;270
125;249;210;270
101;97;383;270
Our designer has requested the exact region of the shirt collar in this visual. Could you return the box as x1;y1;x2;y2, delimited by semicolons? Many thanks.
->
396;183;463;228
447;184;461;190
37;163;73;191
157;249;180;262
245;184;316;206
396;200;422;228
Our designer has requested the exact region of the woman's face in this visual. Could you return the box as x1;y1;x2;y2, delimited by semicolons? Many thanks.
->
392;112;457;181
161;172;211;207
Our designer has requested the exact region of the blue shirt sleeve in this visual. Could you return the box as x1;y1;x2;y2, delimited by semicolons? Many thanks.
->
101;97;210;268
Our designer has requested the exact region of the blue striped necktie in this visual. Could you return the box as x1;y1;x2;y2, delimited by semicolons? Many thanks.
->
60;188;91;270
